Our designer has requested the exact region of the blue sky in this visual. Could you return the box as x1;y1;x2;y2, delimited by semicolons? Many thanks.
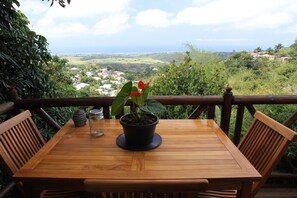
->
18;0;297;54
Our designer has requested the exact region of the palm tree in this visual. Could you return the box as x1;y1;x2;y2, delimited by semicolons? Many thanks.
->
266;47;274;55
274;43;284;53
254;47;262;53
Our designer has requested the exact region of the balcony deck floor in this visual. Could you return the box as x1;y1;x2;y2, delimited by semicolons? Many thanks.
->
256;187;297;198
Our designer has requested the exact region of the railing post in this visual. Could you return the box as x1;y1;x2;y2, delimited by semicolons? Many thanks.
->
7;85;20;115
0;102;15;115
8;85;20;101
34;108;61;132
234;105;245;145
220;87;233;135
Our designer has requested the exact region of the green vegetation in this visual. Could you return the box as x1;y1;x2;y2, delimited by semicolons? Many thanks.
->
226;45;297;95
0;0;75;195
151;50;227;119
0;1;51;101
62;53;176;81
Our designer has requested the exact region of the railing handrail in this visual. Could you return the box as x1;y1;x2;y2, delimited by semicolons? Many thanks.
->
13;95;224;108
12;95;297;109
234;95;297;104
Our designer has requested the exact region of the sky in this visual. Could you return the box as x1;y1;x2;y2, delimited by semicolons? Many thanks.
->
17;0;297;54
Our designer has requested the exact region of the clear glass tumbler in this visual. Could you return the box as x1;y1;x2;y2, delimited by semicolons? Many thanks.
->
88;109;104;137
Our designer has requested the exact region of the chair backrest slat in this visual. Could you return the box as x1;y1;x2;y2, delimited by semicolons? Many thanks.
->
6;129;28;168
238;111;297;197
0;110;45;175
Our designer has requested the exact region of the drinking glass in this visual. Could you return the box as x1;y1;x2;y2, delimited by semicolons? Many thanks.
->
88;109;104;137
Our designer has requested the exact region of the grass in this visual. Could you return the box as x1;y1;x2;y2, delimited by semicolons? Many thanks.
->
61;55;166;66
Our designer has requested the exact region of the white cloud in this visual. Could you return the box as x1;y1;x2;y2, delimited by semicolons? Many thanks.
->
136;9;172;28
282;24;297;33
35;19;88;38
235;13;292;29
16;0;297;53
44;0;130;18
196;38;252;43
17;0;48;14
18;0;131;38
174;0;297;29
191;0;216;6
133;0;297;30
92;14;130;35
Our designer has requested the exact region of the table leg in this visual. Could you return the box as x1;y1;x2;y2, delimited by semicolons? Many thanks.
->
237;182;252;198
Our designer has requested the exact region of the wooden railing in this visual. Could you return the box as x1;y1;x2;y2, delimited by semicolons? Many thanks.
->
1;87;297;196
2;87;297;146
8;88;297;138
2;87;297;144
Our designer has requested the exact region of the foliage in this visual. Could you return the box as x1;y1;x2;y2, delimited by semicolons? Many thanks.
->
44;0;71;7
151;50;228;119
224;51;255;74
0;0;79;98
0;0;77;100
0;0;78;137
0;1;54;101
226;49;297;95
111;81;165;122
274;43;284;53
224;48;297;163
0;1;67;195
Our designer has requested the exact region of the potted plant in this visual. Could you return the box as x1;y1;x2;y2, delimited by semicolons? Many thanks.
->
111;80;165;150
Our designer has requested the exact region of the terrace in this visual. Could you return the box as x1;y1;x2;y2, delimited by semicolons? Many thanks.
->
0;87;297;197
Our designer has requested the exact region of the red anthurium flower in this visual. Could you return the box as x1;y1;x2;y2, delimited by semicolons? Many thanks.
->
138;81;150;89
138;81;145;89
130;92;141;97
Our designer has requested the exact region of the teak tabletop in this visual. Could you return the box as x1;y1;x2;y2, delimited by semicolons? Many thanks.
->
13;119;261;197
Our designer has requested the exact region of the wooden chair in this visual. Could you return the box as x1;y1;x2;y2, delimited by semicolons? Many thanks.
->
198;111;297;198
84;178;209;198
0;110;88;198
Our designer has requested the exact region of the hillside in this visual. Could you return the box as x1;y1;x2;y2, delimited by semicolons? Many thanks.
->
60;52;188;96
60;52;183;71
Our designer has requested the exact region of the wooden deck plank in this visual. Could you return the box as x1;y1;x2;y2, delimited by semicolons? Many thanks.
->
256;187;297;198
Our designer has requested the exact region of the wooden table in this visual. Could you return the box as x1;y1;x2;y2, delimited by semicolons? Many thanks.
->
13;119;261;197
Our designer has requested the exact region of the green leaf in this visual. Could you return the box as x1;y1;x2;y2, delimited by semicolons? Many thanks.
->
141;85;150;103
140;99;166;114
111;81;132;116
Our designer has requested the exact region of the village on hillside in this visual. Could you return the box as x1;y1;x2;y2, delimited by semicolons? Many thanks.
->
70;52;293;96
72;68;127;96
250;52;290;62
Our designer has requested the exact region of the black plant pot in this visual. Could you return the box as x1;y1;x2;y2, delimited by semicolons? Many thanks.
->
120;113;159;147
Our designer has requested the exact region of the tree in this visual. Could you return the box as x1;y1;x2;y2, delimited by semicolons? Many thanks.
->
0;0;78;102
224;51;254;74
287;38;297;59
151;51;227;119
274;43;284;53
254;47;262;53
0;0;53;101
290;38;297;50
266;47;274;55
